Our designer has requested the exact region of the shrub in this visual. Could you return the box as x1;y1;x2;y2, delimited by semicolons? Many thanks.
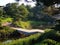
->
30;21;46;29
33;30;60;43
13;21;31;29
0;26;15;41
35;39;57;45
13;20;55;29
3;33;41;45
0;17;13;26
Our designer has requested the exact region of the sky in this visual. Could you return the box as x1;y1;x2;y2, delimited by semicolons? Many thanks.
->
0;0;15;6
0;0;36;7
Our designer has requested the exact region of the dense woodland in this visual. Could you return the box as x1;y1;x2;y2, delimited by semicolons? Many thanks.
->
0;0;60;45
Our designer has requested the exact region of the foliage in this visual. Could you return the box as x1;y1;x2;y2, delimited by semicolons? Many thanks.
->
44;29;52;32
42;30;60;41
0;1;60;45
34;29;60;45
13;21;31;29
43;6;59;15
4;3;29;20
0;26;14;41
35;39;60;45
0;30;60;45
0;17;13;26
28;6;44;21
0;26;27;41
36;0;60;15
18;4;29;20
13;20;55;29
1;33;41;45
0;17;12;22
0;7;3;17
52;20;60;31
36;0;60;6
30;21;55;29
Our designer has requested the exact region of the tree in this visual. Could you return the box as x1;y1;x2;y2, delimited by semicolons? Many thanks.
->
53;20;60;31
4;3;29;20
36;0;60;31
36;0;60;15
4;3;18;19
36;0;60;6
18;4;29;20
0;7;3;17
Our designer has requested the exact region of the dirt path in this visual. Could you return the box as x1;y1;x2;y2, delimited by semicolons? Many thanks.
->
11;27;45;33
